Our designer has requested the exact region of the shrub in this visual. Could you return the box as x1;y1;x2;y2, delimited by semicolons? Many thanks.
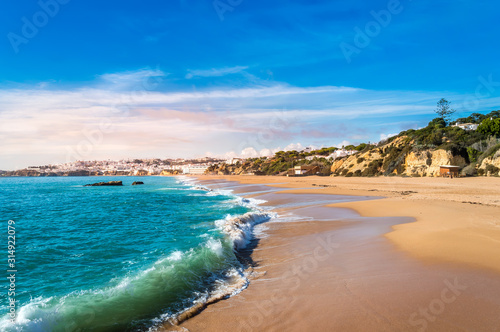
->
461;164;476;177
477;143;500;165
357;157;365;163
362;159;383;177
345;172;353;177
485;164;500;175
467;147;481;163
319;165;332;176
382;145;411;175
477;118;500;136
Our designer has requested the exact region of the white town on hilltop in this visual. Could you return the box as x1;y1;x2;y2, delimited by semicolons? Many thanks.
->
1;148;361;176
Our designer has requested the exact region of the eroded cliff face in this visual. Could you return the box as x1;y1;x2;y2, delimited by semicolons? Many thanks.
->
160;170;181;176
330;136;467;177
209;164;249;175
405;150;467;177
479;156;500;169
478;150;500;176
330;136;410;176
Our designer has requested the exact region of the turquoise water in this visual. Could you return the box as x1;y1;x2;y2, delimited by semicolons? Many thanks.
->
0;176;270;331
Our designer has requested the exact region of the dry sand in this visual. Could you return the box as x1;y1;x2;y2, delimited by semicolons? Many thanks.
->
163;175;500;332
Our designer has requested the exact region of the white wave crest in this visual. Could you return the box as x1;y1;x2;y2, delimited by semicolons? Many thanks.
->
205;238;224;256
215;212;272;251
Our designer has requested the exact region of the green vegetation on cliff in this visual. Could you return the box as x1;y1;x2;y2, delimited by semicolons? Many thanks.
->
207;107;500;177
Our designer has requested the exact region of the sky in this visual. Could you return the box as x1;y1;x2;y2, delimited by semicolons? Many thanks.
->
1;0;500;170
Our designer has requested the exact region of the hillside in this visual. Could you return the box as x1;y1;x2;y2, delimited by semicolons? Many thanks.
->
207;110;500;177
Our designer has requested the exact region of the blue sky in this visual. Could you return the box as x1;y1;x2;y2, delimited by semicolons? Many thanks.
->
1;0;500;169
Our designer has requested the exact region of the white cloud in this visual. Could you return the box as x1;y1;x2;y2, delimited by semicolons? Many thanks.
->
99;68;165;83
258;148;276;157
216;146;285;160
185;66;248;79
3;68;495;169
336;140;351;148
283;143;304;151
379;133;397;141
98;68;167;90
240;147;259;158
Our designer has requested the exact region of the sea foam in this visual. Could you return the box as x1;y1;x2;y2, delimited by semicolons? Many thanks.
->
215;212;272;250
0;176;275;332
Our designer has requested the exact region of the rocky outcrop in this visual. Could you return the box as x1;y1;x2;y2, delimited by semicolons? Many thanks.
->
330;136;468;177
331;136;411;177
477;150;500;176
330;158;346;174
132;181;144;185
404;149;467;177
207;163;251;176
84;181;123;187
1;170;97;177
2;169;44;176
160;169;181;176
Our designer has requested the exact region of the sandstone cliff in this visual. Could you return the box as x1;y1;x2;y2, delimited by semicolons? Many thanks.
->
331;136;410;177
477;149;500;176
330;136;468;177
206;163;255;176
404;150;467;177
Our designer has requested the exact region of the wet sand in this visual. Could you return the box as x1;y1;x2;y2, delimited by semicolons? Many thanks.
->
163;176;500;332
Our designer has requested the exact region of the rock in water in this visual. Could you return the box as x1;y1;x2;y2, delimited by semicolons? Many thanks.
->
84;181;123;187
132;181;144;185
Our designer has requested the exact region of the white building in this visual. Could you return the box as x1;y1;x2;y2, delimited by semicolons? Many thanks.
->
301;147;314;153
305;155;326;161
182;165;210;175
453;123;479;131
163;165;183;171
328;149;358;159
226;158;243;165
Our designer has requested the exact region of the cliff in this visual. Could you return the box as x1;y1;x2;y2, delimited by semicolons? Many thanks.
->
404;149;467;177
330;136;467;177
160;169;181;176
477;148;500;176
206;163;254;176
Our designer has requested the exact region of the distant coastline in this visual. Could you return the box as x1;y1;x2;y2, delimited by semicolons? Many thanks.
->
0;157;222;177
0;170;161;177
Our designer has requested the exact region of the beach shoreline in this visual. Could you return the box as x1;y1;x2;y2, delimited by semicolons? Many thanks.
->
160;175;500;332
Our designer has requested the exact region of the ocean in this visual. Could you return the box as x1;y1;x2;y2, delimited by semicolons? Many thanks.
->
0;176;272;331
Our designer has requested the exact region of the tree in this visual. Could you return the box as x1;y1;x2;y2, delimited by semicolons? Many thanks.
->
428;117;446;129
477;117;500;136
434;98;456;124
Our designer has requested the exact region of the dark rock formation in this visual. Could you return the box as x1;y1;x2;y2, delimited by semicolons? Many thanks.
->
84;181;123;187
132;181;144;185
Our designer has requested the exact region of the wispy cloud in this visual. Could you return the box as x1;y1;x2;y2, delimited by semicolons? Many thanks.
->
185;66;249;79
1;68;494;169
97;68;167;90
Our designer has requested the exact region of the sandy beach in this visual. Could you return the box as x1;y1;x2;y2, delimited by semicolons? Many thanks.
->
163;175;500;332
